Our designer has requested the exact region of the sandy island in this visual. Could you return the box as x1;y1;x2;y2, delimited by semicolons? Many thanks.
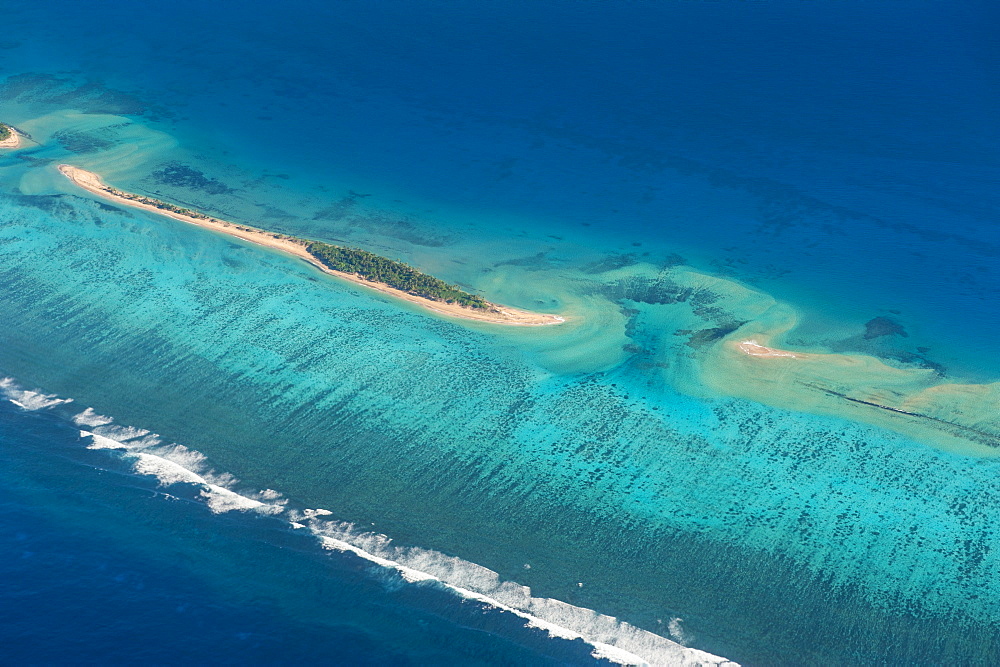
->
59;165;564;326
0;126;19;149
736;339;801;358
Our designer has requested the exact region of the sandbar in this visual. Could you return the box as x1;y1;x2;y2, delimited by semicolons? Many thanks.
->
736;339;800;358
0;125;19;149
59;165;565;326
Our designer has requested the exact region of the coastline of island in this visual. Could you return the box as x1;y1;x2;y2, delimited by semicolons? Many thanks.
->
58;165;565;326
0;122;20;149
736;339;801;358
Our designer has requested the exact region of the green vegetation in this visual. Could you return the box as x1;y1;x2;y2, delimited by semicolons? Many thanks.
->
103;186;214;221
0;123;11;141
307;241;492;310
93;179;493;312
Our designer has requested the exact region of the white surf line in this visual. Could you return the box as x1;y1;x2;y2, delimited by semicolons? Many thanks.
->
310;529;731;666
2;377;737;667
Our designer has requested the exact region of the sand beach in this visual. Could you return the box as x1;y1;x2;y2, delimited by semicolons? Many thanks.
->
0;125;19;149
59;165;565;326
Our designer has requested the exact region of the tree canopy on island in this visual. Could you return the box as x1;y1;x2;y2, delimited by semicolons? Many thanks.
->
88;176;493;312
0;123;11;141
103;185;212;220
307;241;492;310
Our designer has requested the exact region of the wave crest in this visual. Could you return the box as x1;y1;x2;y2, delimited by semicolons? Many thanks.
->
1;377;736;666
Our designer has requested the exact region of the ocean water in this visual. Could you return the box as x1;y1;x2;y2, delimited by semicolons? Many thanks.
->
1;0;999;663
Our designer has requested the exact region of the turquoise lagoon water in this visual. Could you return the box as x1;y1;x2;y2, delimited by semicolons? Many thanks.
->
2;1;1000;663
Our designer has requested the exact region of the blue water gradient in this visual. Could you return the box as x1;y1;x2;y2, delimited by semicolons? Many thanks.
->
0;399;612;665
8;0;997;375
1;0;999;663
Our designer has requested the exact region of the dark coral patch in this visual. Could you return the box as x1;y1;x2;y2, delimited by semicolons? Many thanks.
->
864;316;907;340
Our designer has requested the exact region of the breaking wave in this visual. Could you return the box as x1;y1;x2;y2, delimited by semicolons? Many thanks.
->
1;377;736;666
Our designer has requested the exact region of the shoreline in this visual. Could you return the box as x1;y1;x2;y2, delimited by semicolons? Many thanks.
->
0;124;20;149
58;165;565;326
736;339;801;358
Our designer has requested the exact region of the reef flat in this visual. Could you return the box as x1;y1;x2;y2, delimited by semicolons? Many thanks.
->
58;165;565;326
682;289;1000;456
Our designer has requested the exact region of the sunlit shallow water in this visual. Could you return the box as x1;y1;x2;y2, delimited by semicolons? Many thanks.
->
2;1;999;663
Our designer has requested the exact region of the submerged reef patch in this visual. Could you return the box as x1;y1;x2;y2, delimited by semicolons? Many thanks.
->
688;304;1000;455
864;316;908;340
52;130;115;154
582;260;1000;456
151;162;234;195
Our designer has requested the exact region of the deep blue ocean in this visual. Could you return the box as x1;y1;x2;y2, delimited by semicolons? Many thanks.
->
2;1;999;664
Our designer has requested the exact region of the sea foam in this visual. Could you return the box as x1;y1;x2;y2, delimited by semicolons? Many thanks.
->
310;520;731;666
0;378;73;411
0;376;736;666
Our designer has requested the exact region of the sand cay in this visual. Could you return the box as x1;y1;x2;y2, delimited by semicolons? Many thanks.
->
58;165;565;326
737;340;800;358
629;266;1000;455
0;125;20;149
696;318;1000;456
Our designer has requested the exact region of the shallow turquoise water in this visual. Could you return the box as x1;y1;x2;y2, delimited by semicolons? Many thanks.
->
2;161;999;661
2;1;999;663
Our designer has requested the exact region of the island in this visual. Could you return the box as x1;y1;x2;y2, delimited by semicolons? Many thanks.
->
736;339;800;358
58;165;565;326
0;122;19;149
